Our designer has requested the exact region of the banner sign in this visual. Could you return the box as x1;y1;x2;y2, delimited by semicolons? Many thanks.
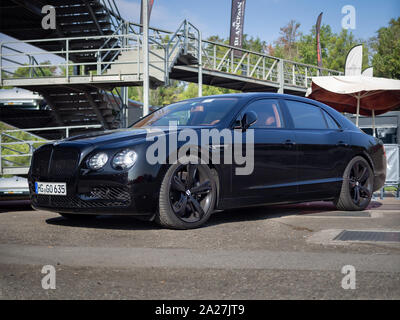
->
316;12;323;68
345;44;363;76
384;144;399;184
229;0;246;56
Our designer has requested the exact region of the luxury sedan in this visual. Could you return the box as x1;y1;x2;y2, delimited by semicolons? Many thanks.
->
28;93;386;229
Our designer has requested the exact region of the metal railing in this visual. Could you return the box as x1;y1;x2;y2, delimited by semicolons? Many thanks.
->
0;33;144;81
0;19;343;91
200;40;342;89
0;125;102;175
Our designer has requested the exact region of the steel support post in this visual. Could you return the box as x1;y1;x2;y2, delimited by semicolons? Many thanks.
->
198;31;203;97
278;59;284;94
142;0;150;117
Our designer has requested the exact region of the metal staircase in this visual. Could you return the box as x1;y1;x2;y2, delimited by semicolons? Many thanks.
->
0;0;126;129
0;0;122;68
0;1;343;132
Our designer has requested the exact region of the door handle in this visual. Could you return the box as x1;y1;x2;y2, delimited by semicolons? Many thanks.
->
336;141;348;147
285;139;295;146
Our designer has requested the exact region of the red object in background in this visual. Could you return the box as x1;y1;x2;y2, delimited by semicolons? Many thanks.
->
316;12;323;68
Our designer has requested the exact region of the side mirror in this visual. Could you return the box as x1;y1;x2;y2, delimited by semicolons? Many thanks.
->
241;111;258;130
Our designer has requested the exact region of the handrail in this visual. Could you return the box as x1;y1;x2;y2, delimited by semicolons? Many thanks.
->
0;19;343;90
0;125;103;174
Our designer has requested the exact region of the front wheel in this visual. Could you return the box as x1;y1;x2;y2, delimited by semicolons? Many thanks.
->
156;161;217;229
334;156;374;211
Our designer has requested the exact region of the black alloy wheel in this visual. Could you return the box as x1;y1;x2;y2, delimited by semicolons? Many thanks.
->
157;161;217;229
348;160;372;207
334;156;374;211
169;163;213;223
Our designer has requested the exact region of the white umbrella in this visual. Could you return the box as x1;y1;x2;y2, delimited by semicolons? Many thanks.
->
306;75;400;136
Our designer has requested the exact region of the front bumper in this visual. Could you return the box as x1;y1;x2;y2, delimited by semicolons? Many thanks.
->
29;171;160;216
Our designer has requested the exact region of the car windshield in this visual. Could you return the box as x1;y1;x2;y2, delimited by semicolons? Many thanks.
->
132;97;239;128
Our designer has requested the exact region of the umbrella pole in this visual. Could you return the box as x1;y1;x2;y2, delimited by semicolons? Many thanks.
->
355;95;360;127
372;109;376;137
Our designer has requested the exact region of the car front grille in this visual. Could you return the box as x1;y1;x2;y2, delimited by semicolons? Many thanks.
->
49;148;80;178
32;186;131;209
31;146;80;179
31;146;52;177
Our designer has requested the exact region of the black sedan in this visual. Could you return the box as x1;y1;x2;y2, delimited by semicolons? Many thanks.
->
28;93;386;229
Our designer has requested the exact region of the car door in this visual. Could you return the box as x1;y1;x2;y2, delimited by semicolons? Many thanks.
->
230;98;298;207
283;99;350;198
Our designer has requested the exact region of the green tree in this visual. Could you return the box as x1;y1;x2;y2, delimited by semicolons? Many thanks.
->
13;60;56;78
371;17;400;79
275;20;301;60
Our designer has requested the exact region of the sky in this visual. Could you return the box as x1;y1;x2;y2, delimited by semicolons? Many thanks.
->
0;0;398;68
118;0;400;43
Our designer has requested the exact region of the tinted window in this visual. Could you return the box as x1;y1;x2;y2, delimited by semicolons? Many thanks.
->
323;111;340;129
286;100;327;129
133;97;238;127
242;99;284;128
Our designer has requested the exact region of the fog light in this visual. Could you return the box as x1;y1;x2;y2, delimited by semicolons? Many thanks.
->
112;149;137;170
87;152;108;170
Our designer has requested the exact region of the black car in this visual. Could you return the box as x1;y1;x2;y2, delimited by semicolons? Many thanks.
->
28;93;386;229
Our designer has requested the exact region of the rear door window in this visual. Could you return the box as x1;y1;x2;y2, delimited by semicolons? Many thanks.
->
285;100;327;129
323;110;340;129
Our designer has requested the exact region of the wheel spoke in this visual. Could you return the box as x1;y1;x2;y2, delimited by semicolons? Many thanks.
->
353;186;360;204
355;163;362;179
172;194;187;216
359;168;370;183
190;180;211;195
185;164;196;189
188;196;205;219
349;179;356;188
359;186;371;198
172;175;186;193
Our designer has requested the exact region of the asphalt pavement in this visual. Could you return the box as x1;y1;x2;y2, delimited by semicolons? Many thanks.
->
0;198;399;299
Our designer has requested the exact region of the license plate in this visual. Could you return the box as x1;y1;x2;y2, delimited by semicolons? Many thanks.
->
35;182;67;196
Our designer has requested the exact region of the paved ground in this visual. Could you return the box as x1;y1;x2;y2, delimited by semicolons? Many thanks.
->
0;198;399;299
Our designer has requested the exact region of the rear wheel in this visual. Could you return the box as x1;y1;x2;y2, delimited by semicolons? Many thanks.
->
334;156;374;211
156;160;217;229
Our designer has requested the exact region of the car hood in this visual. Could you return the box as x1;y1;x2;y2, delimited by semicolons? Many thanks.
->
61;126;211;147
64;128;149;145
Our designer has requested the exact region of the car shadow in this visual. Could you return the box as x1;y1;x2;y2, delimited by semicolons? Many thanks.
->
45;214;162;231
0;200;32;213
44;200;383;230
208;200;382;225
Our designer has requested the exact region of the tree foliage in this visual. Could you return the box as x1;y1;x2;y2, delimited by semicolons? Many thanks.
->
371;17;400;79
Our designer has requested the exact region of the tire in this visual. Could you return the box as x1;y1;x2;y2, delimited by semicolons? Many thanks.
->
334;156;374;211
59;213;97;220
156;159;217;229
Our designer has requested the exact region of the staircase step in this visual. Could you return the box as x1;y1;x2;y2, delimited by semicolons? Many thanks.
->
56;4;104;15
60;23;112;33
54;0;96;5
58;14;109;24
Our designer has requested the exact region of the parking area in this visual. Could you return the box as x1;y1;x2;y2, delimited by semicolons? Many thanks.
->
0;198;399;299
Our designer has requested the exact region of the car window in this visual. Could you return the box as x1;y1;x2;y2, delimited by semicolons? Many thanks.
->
324;111;340;129
242;99;284;128
323;110;340;129
285;100;327;129
132;98;239;127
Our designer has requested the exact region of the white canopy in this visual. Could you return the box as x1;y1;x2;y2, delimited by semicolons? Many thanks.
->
306;75;400;135
307;76;400;95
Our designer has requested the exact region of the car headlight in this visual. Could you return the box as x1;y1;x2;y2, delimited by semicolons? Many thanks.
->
87;152;108;170
112;149;137;170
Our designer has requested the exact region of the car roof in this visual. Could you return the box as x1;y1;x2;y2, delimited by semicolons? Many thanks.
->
185;92;357;130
